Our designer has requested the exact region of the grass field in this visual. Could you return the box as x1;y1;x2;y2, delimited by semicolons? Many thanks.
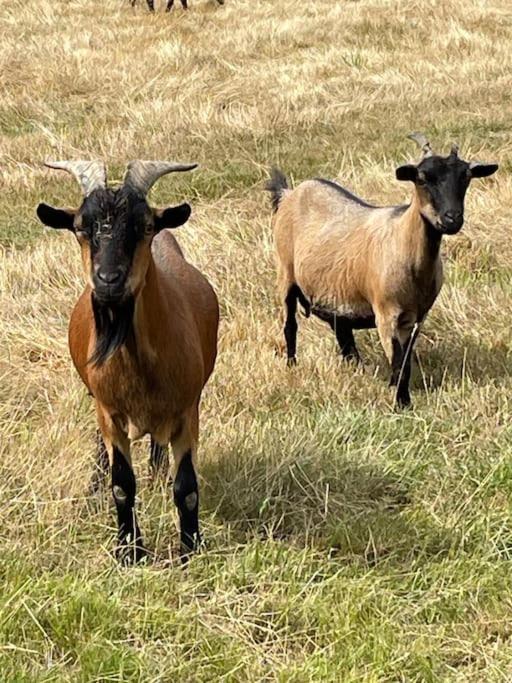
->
1;0;512;679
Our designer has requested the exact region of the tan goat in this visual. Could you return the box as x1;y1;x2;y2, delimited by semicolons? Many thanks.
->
37;160;219;563
268;134;498;406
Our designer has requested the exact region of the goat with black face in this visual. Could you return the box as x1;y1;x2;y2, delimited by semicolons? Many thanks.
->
37;160;219;563
268;133;498;407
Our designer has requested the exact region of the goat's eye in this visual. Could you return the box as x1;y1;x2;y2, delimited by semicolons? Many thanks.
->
417;175;426;186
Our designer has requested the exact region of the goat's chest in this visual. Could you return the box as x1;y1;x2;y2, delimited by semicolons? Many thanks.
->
89;351;195;440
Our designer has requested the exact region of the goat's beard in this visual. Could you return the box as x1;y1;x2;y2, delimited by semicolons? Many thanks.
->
90;293;135;366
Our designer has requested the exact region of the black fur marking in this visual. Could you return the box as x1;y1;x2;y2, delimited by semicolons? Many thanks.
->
284;285;300;362
112;447;145;563
390;337;412;408
173;450;200;559
266;168;289;213
315;178;378;209
296;288;311;317
36;204;75;231
423;218;443;259
311;305;376;330
90;293;135;366
391;204;409;217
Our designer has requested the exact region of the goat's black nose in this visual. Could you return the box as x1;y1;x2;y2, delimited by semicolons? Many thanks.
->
444;211;463;224
97;268;123;284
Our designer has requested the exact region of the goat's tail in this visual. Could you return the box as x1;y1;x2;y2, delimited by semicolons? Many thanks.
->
266;167;289;213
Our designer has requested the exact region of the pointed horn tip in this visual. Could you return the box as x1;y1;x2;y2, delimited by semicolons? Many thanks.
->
126;160;198;170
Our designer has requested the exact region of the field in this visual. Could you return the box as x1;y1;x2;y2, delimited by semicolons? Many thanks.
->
1;0;512;679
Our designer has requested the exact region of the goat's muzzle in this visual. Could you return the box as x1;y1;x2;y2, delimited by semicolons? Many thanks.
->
438;210;464;235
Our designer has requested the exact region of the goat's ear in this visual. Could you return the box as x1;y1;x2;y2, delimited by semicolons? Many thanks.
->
154;203;191;231
36;203;76;231
469;162;498;178
395;164;418;182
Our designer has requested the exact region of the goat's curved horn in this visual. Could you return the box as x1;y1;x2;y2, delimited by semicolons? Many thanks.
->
44;160;107;196
407;132;433;158
124;160;198;196
450;143;459;157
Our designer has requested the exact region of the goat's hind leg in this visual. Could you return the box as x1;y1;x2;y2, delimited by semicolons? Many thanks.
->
333;318;360;363
283;284;301;366
149;437;169;482
171;406;201;562
88;429;110;496
325;313;360;363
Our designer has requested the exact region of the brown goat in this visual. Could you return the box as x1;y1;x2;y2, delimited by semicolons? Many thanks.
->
37;160;219;563
268;134;498;407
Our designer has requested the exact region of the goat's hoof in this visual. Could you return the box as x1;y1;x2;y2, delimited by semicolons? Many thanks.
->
116;540;148;566
179;532;202;565
395;395;412;410
286;357;297;367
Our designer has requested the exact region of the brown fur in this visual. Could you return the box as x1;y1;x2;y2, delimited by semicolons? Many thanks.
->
69;229;219;465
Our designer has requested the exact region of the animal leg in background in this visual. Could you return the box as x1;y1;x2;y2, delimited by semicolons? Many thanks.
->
88;428;110;495
149;437;169;481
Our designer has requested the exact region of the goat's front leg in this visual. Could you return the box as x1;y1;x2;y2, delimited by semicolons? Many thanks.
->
146;0;155;11
166;0;175;10
171;406;200;561
180;0;188;8
376;309;416;408
97;409;146;563
111;444;146;563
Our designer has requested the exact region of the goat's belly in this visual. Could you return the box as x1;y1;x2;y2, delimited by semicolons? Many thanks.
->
311;300;375;329
117;411;177;443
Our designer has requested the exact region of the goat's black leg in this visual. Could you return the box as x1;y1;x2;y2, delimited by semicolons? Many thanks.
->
173;449;199;560
390;336;413;408
329;316;360;362
88;429;109;496
149;437;169;481
180;0;188;7
112;447;146;564
284;285;299;366
311;308;361;362
166;0;174;10
171;412;201;562
146;0;155;10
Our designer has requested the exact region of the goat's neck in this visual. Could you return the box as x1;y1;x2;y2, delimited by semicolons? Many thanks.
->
398;192;442;273
131;258;167;365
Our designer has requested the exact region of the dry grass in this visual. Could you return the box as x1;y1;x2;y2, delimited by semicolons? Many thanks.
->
2;0;512;679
